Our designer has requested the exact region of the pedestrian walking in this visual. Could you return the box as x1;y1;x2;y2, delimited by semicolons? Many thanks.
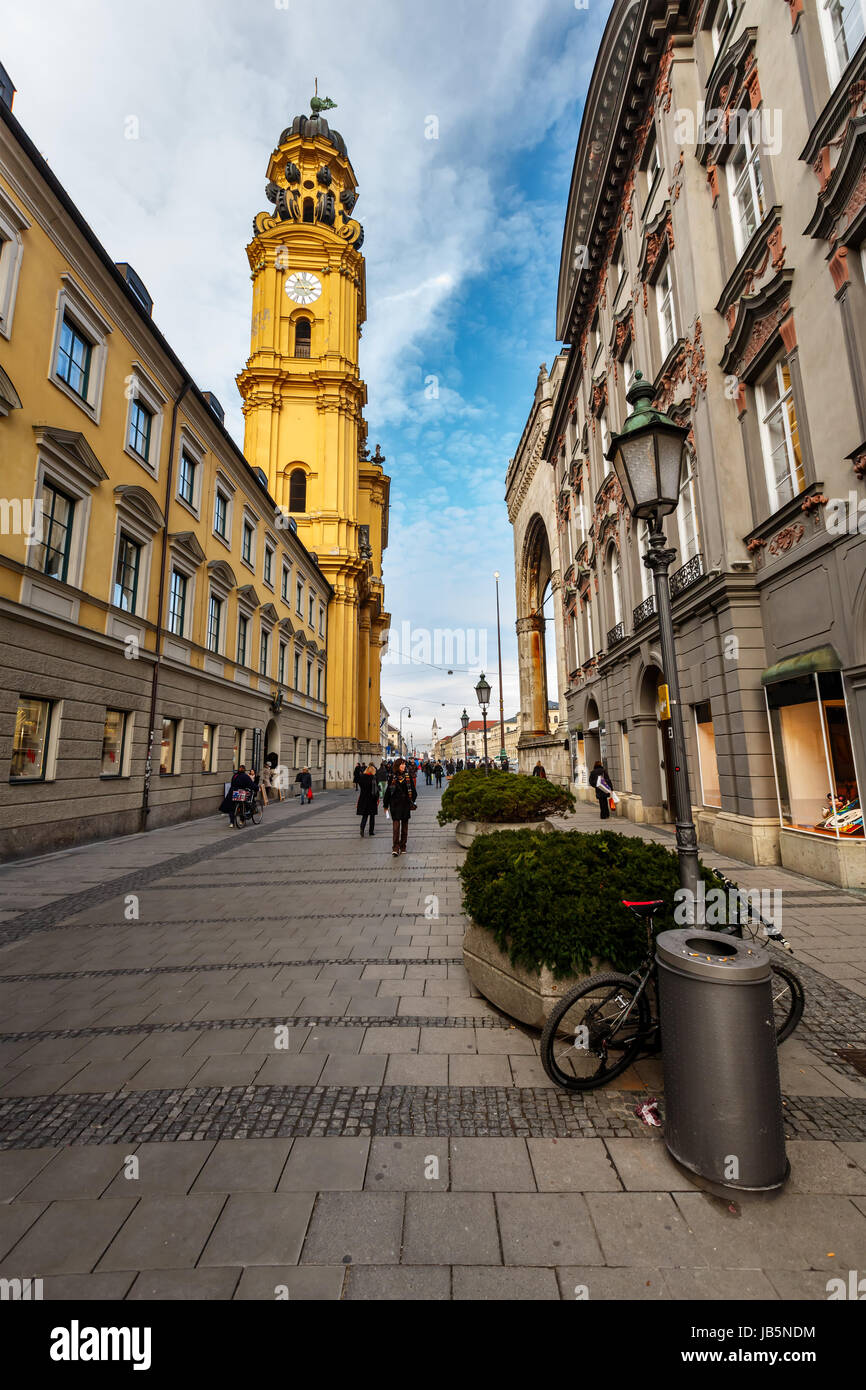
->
377;760;389;800
589;760;614;819
220;765;255;827
532;760;547;778
356;763;379;837
352;762;363;791
295;766;313;803
434;762;443;788
384;759;417;856
258;762;271;806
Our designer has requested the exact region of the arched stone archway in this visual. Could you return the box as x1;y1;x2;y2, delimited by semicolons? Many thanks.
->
635;663;671;820
265;718;280;764
584;696;601;769
517;514;554;735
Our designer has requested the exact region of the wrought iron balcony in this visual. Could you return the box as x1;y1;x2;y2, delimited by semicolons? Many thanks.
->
606;622;626;649
669;551;704;597
633;594;656;627
294;345;311;358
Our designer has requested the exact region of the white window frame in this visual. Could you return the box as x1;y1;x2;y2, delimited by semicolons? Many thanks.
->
819;0;866;87
101;708;134;779
281;560;291;603
160;716;183;777
165;540;200;644
212;470;235;548
176;427;205;519
202;722;218;774
278;640;287;685
319;605;325;637
757;359;805;513
110;513;154;620
48;274;112;422
726;119;766;257
206;590;225;656
711;0;735;54
259;625;272;677
263;539;276;591
656;258;677;359
623;351;635;392
609;546;623;626
123;365;167;477
676;455;701;563
236;610;250;667
584;596;595;660
296;578;304;616
599;411;611;474
0;185;30;340
241;510;258;573
9;694;62;783
638;520;653;601
167;566;189;639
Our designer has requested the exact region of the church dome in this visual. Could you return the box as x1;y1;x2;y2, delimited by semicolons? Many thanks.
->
279;115;348;158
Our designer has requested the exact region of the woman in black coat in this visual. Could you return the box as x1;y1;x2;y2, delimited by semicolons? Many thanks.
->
384;759;417;856
356;764;380;837
588;760;613;819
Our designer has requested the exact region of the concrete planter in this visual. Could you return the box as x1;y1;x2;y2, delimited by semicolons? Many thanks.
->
454;818;554;849
463;920;608;1029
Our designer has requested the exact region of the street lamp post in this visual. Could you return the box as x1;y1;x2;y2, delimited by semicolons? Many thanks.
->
475;674;491;776
606;372;699;916
460;707;469;768
494;572;506;765
398;706;411;762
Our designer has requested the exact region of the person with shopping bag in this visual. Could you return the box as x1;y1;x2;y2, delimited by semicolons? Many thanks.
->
588;760;615;820
295;766;313;804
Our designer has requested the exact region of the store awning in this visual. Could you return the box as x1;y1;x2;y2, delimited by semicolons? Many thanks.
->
760;645;843;686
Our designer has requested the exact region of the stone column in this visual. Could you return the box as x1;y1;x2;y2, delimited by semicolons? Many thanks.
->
516;614;548;734
357;605;371;752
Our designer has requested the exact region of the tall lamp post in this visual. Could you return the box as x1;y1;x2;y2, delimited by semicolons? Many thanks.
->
460;707;469;767
606;372;699;913
493;572;506;764
398;706;411;762
475;673;491;776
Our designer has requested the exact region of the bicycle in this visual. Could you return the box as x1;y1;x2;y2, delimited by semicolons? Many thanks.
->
540;883;805;1092
232;788;263;829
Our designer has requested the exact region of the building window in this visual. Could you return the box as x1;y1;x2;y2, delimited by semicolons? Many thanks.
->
296;580;304;615
112;532;141;612
599;411;611;474
623;351;635;391
10;697;54;781
178;450;197;505
127;398;153;462
264;546;274;587
711;0;735;53
236;613;249;666
294;651;301;689
289;469;307;513
295;318;312;357
308;594;314;627
612;242;626;305
311;739;318;768
214;490;229;539
656;259;677;358
292;735;299;766
316;667;323;701
319;605;325;636
233;728;245;771
260;629;270;675
676;454;701;561
101;709;127;777
638;519;653;600
242;519;255;566
207;593;223;654
693;701;721;808
758;360;805;511
727;122;766;255
584;597;594;660
765;672;862;837
610;547;622;626
160;717;180;775
33;482;75;582
202;723;216;773
820;0;866;85
168;569;187;637
306;659;313;695
56;315;92;400
278;641;287;684
281;563;290;602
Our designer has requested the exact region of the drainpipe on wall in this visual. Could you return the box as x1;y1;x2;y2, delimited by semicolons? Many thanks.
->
141;378;191;830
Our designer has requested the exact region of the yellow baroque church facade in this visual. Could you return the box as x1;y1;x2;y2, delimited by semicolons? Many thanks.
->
236;109;390;788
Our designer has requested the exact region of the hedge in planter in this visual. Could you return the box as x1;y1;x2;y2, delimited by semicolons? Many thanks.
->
458;828;735;977
437;769;575;826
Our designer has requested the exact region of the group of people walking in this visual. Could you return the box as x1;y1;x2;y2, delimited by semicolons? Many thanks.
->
220;757;313;827
354;758;418;856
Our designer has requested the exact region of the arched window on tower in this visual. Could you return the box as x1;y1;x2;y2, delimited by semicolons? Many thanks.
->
294;318;311;358
289;469;307;513
302;198;314;223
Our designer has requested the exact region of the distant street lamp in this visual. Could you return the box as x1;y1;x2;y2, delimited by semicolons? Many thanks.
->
475;673;491;776
494;572;506;762
606;371;698;909
460;707;469;767
398;706;411;761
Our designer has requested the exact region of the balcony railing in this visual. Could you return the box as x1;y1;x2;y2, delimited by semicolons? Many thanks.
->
294;345;311;358
607;622;626;649
669;551;704;597
633;594;656;627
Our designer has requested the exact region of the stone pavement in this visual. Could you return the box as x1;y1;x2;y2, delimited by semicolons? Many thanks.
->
0;785;864;1301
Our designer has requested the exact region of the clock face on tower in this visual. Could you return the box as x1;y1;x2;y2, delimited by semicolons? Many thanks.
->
285;271;322;305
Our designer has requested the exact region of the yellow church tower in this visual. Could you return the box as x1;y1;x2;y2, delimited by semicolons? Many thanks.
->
237;99;390;786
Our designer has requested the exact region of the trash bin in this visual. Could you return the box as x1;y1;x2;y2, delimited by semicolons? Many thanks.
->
655;928;788;1190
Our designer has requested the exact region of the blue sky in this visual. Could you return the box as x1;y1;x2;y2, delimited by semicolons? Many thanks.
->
2;0;611;754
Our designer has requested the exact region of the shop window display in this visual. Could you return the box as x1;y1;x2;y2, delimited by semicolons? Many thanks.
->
765;672;862;837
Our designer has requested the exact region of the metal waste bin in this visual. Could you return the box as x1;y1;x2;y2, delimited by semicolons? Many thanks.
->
656;928;788;1190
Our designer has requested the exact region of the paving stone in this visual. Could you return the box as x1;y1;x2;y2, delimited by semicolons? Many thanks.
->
402;1192;500;1265
234;1265;346;1300
125;1058;204;1090
0;1063;87;1097
555;1267;669;1300
383;1056;448;1086
255;1056;325;1085
302;1028;364;1055
662;1268;780;1300
42;1271;138;1300
366;1137;449;1191
0;1198;137;1275
786;1140;866;1193
605;1138;697;1191
278;1138;370;1192
474;1029;536;1055
98;1194;226;1271
242;1026;310;1054
420;1027;475;1054
300;1193;403;1265
0;1147;58;1201
126;1267;241;1299
189;1056;265;1088
319;1055;387;1087
586;1192;708;1268
0;1201;47;1260
527;1139;621;1192
361;1027;419;1054
674;1192;866;1271
509;1057;558;1088
448;1055;513;1086
20;1144;133;1201
450;1139;535;1192
343;1265;451;1300
192;1139;293;1193
103;1141;216;1196
453;1266;560;1300
764;1269;848;1299
200;1193;316;1266
496;1193;604;1267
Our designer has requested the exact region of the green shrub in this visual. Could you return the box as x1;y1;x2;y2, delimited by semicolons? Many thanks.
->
458;828;734;977
437;769;575;826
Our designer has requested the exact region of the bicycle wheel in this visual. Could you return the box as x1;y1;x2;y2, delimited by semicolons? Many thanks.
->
770;960;804;1045
233;806;247;829
250;800;263;825
540;972;651;1091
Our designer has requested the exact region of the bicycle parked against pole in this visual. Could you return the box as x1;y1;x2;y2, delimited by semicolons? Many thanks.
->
540;870;804;1092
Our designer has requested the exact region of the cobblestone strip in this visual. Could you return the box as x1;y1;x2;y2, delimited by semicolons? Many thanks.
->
0;957;463;984
0;1013;511;1044
0;1083;862;1148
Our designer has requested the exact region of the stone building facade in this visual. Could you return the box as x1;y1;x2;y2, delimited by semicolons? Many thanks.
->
0;80;331;859
516;0;866;886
